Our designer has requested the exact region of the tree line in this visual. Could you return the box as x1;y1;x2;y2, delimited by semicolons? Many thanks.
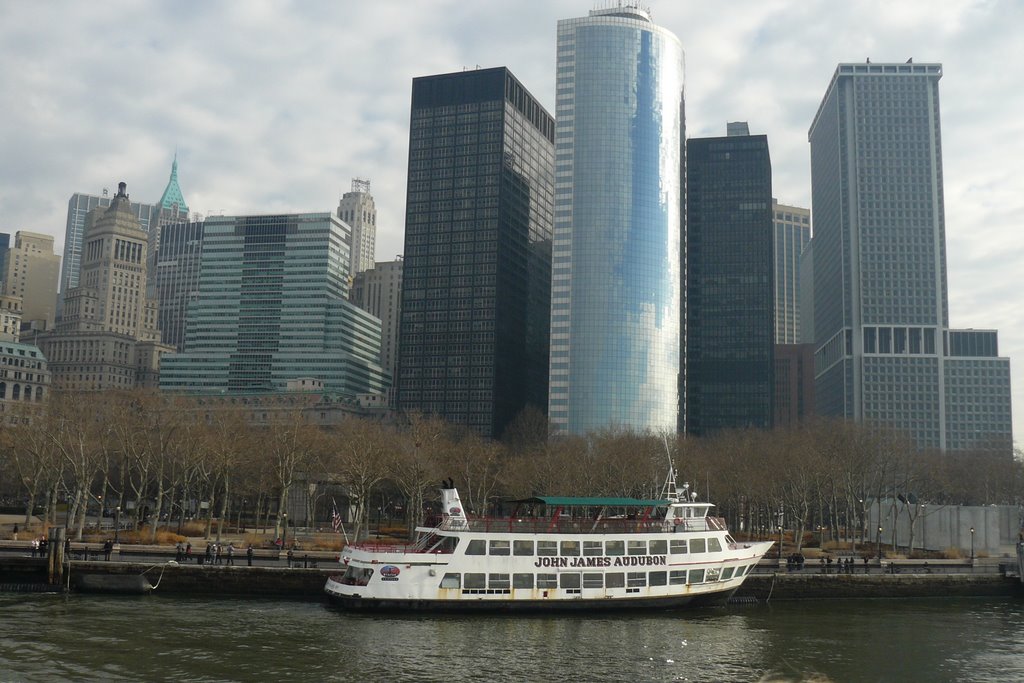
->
0;390;1020;551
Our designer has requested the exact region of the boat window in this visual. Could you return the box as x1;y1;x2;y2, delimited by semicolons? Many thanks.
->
627;540;647;556
688;569;705;584
649;539;667;555
537;541;558;556
489;573;510;589
489;540;510;556
721;567;735;580
582;573;603;589
513;540;534;556
464;573;486;589
670;539;687;554
559;573;581;589
537;574;558;589
707;537;723;553
725;535;736;545
649;571;667;586
605;540;625;556
341;566;375;586
690;538;707;553
605;573;625;588
705;567;721;582
583;541;603;556
627;572;646;588
560;540;580;556
440;573;461;589
669;570;687;585
513;573;534;589
466;539;486;555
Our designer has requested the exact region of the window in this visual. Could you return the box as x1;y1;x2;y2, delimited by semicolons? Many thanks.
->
690;538;707;553
582;573;603;589
707;537;723;553
721;567;735;580
605;573;625;588
649;540;667;555
489;540;510;556
464;573;486;589
537;574;558;589
537;541;558;556
440;573;461;589
649;571;667;587
560;573;581;589
466;539;486;555
560;540;580;556
583;541;603;556
513;540;534;556
605;540;625;556
513;573;534;589
489;574;510;590
627;540;647;556
705;568;721;582
669;570;687;585
627;572;647;588
688;569;705;584
670;539;688;554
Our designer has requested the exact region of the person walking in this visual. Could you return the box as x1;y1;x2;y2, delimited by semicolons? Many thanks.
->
186;542;192;563
12;524;18;541
227;543;234;566
205;542;213;565
247;544;254;567
215;543;222;565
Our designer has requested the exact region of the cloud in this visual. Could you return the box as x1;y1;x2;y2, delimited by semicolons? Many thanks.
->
0;0;1021;444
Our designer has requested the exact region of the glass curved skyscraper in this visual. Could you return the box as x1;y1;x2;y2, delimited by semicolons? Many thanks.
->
548;6;684;435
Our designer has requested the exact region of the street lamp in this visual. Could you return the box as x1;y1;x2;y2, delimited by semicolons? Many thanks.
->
970;526;975;563
114;506;121;545
877;526;883;560
282;512;288;548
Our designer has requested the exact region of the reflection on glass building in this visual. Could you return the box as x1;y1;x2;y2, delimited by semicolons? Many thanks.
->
397;67;554;438
549;7;684;435
160;213;389;398
810;62;1012;453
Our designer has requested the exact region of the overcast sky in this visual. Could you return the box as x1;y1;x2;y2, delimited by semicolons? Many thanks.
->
1;0;1021;446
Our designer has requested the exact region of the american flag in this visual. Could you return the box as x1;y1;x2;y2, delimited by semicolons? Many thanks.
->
331;500;342;533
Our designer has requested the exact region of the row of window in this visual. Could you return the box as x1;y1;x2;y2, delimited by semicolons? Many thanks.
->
464;537;725;557
441;564;752;592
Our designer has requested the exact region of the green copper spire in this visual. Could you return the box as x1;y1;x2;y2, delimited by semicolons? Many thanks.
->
158;153;189;213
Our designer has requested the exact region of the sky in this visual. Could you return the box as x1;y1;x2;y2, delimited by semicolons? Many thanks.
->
0;0;1021;446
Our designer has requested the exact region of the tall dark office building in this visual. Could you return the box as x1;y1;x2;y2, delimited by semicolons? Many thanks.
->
684;124;774;435
397;67;555;438
152;220;205;350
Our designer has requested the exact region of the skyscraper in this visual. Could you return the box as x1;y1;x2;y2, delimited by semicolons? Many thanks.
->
351;257;402;382
397;67;554;438
809;61;1012;452
160;212;389;398
1;231;60;330
337;179;376;279
152;220;204;350
39;182;171;391
147;155;191;298
549;6;684;435
773;199;811;344
685;127;774;434
62;188;155;297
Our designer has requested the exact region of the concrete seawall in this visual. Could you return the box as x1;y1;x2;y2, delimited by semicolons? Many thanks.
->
9;561;1014;601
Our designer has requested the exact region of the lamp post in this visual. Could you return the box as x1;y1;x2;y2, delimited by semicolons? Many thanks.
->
877;525;883;560
970;526;975;563
282;512;288;548
114;506;121;545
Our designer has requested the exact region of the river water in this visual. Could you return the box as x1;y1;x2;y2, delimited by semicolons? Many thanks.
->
1;593;1021;682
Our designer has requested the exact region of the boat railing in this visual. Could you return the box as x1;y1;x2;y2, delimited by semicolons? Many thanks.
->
429;515;730;535
347;542;454;555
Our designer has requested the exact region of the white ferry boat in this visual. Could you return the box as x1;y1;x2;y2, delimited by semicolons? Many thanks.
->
324;469;773;611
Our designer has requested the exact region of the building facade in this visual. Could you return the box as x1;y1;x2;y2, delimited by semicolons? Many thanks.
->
350;257;402;381
160;213;389;398
1;231;60;330
397;67;554;438
685;128;774;434
0;294;22;342
773;343;815;428
809;62;1012;452
39;182;173;392
0;341;50;420
337;179;377;279
147;155;191;298
152;220;205;350
62;188;155;297
773;199;811;344
549;7;684;435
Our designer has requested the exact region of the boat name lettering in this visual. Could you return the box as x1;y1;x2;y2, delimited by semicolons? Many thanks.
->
532;556;667;568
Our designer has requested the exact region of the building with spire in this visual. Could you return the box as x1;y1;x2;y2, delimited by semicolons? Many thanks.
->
147;155;191;298
337;179;376;278
39;182;173;391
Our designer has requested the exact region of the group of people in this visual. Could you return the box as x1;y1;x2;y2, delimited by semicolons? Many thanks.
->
29;536;49;557
818;556;867;574
174;540;256;566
